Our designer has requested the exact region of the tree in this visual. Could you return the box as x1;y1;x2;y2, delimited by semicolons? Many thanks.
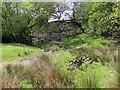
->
2;2;54;44
75;2;119;39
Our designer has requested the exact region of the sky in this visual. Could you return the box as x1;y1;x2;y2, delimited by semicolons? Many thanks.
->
61;0;74;9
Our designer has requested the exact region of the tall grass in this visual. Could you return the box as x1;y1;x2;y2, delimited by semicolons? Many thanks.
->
49;47;118;88
0;73;21;88
0;53;64;88
74;62;110;88
69;44;118;66
26;53;64;88
1;41;118;88
50;50;76;87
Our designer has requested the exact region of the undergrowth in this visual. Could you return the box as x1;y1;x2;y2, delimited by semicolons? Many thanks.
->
0;53;64;88
1;34;118;88
62;34;111;48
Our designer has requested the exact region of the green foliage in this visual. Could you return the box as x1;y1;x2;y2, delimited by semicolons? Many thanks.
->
2;43;40;62
74;62;109;88
2;2;119;45
75;2;119;38
51;50;76;73
62;34;110;48
50;50;76;87
2;2;54;44
1;44;118;88
50;50;117;88
21;80;32;88
1;2;119;87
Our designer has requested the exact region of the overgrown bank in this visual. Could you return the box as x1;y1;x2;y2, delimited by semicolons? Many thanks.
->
1;36;119;88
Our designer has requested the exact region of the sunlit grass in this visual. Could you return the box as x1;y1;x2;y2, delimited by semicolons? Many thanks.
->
1;46;118;88
51;50;76;73
1;43;41;62
62;34;111;48
74;62;110;88
49;49;118;88
0;35;118;88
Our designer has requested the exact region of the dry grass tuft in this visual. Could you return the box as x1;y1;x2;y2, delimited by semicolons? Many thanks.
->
0;52;64;88
0;73;21;88
27;53;64;88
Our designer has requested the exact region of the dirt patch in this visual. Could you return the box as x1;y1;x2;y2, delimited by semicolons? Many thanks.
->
0;55;39;69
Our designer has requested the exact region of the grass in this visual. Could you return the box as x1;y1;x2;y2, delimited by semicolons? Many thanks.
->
62;34;111;48
0;53;64;88
47;34;118;88
0;34;118;88
1;43;41;62
74;62;110;88
48;49;118;88
0;47;118;88
51;50;76;87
